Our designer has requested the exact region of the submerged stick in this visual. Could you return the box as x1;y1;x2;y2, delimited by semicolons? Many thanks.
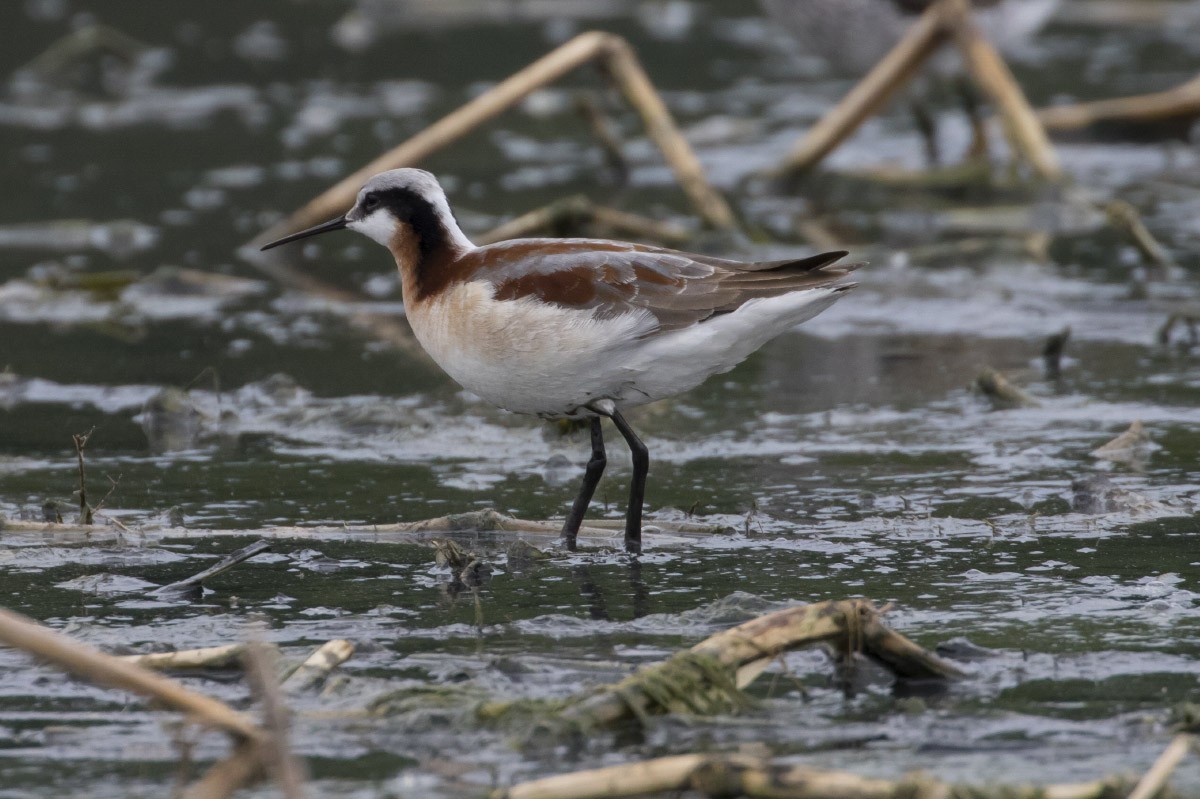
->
1038;74;1200;132
941;0;1061;180
72;428;94;525
495;754;1131;799
1127;733;1195;799
1104;200;1175;268
280;639;355;691
244;641;310;799
0;607;261;741
120;644;252;671
773;3;946;178
575;92;630;185
497;754;707;799
600;38;736;230
181;741;263;799
252;31;732;246
976;367;1040;409
559;599;961;729
151;540;272;599
0;509;729;548
475;194;691;247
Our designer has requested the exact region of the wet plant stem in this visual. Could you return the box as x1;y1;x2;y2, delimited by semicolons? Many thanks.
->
72;427;94;525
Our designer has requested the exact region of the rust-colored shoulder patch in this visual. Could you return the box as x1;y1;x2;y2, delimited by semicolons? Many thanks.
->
493;267;601;307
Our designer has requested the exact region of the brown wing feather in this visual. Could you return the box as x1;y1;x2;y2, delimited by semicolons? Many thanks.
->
448;238;861;333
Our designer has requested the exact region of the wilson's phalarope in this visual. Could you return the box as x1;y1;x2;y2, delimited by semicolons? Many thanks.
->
262;169;860;553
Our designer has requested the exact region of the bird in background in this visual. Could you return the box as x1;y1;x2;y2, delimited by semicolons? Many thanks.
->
761;0;1061;164
262;168;860;554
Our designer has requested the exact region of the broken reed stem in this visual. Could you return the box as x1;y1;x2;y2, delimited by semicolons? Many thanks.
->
497;754;707;799
0;607;262;741
1104;200;1175;268
252;31;733;248
940;0;1061;180
151;539;272;598
494;754;1131;799
0;508;725;547
181;740;263;799
1038;74;1200;132
1127;734;1196;799
599;38;736;230
559;600;961;729
72;427;94;525
773;3;948;178
119;644;252;671
774;0;1060;181
575;92;630;184
281;639;355;691
475;195;690;247
244;640;310;799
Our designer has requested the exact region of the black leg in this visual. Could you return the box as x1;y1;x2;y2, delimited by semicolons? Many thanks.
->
560;416;606;550
607;408;648;555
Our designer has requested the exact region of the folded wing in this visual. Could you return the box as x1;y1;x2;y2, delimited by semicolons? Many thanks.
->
464;238;861;334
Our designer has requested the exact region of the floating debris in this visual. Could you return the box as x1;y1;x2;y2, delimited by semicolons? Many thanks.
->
252;30;735;251
280;639;356;692
119;643;255;671
1070;474;1156;514
150;540;272;601
975;367;1040;409
493;753;1133;799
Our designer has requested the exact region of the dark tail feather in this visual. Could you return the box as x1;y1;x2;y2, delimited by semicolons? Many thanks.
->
746;250;857;274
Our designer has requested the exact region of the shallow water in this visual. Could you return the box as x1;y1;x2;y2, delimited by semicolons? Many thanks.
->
1;1;1198;797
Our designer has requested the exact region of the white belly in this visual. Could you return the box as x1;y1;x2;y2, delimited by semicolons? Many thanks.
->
406;280;845;418
406;281;655;416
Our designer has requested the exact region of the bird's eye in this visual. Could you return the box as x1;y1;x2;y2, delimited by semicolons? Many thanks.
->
363;193;380;211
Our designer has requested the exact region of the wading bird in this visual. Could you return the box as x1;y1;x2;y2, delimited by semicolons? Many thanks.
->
261;169;859;553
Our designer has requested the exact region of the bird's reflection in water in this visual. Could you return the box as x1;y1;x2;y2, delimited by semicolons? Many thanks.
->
569;557;650;621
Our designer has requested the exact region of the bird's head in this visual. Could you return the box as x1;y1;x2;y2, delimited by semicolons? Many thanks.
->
260;168;472;258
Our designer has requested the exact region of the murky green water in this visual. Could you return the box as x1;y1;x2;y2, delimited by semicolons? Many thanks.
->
1;1;1198;797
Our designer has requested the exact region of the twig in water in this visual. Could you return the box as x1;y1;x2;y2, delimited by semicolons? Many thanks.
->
280;640;355;692
93;472;122;514
574;91;629;185
975;367;1040;409
1126;733;1196;799
1104;199;1175;270
1038;73;1200;134
0;607;261;740
492;754;1134;799
773;0;1060;181
181;739;263;799
244;640;310;799
475;195;691;247
119;643;254;671
151;540;272;600
249;30;734;249
72;427;95;524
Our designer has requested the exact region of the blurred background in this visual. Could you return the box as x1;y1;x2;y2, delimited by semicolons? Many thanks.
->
0;1;1198;797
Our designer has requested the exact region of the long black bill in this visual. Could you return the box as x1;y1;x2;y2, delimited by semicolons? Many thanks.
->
259;215;347;251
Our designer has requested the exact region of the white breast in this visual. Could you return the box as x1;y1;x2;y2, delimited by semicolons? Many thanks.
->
405;280;848;418
406;281;657;417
